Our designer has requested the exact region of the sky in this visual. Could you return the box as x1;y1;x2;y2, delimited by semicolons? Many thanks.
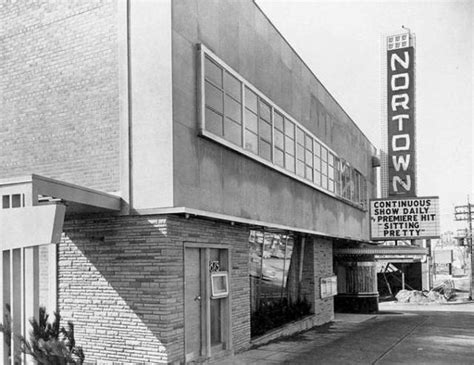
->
257;0;473;234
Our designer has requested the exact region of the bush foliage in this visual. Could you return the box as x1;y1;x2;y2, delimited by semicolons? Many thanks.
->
251;297;312;337
0;306;84;365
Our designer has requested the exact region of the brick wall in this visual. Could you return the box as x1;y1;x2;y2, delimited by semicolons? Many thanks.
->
0;1;121;193
311;237;334;325
59;214;251;363
166;216;251;354
287;236;334;325
60;215;178;363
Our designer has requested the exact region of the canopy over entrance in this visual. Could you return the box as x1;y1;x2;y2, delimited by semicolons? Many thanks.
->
0;174;121;249
335;246;428;256
0;174;122;363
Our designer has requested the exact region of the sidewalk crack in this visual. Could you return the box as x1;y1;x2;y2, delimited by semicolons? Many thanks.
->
371;316;429;364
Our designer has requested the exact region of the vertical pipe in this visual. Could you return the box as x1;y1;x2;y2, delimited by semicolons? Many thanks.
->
203;249;211;358
126;0;133;211
11;249;21;363
298;236;306;300
225;249;232;350
241;81;246;147
468;197;473;300
48;244;58;316
280;235;288;299
10;251;13;365
20;248;25;365
0;251;5;364
24;246;39;364
257;232;265;308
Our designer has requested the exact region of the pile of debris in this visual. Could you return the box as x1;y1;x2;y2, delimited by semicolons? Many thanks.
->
395;280;455;304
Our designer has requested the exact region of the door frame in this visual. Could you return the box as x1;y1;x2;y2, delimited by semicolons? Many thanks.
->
183;242;232;361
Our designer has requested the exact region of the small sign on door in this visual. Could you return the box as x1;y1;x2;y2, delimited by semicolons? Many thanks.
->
211;271;229;299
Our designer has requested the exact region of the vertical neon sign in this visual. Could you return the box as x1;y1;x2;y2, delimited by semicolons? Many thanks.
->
387;35;416;197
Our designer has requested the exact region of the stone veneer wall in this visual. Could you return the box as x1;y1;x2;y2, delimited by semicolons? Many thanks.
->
0;1;121;192
58;214;250;364
310;237;334;325
287;236;334;325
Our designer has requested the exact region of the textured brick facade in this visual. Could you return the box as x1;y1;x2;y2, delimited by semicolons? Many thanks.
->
287;236;334;325
2;0;366;362
59;214;251;363
0;1;121;193
310;237;334;325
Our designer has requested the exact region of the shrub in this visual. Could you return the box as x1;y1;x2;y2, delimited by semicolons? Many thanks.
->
0;304;12;358
251;297;312;337
0;305;84;365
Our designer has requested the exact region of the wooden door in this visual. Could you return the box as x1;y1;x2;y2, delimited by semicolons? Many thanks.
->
185;247;202;361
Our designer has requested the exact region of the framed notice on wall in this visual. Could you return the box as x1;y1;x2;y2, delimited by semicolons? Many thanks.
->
210;272;229;299
370;196;440;240
320;276;337;299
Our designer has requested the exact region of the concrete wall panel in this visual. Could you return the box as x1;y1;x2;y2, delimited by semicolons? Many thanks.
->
129;0;173;209
172;0;376;239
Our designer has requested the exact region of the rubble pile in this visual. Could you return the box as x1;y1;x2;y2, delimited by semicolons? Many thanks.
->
395;280;455;304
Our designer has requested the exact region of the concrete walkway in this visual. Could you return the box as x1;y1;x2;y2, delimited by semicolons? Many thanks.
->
223;302;474;364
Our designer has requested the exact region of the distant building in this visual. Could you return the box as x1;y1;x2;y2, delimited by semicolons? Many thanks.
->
0;0;379;363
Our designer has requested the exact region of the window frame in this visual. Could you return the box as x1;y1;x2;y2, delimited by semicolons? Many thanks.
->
198;43;367;210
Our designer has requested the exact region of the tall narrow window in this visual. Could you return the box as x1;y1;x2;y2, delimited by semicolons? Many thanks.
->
304;134;313;182
223;71;242;146
341;160;352;200
333;156;341;195
204;57;224;137
200;45;368;209
321;146;328;190
258;99;272;162
284;119;295;173
244;87;258;154
314;141;321;186
274;111;285;168
359;174;367;208
353;169;360;203
328;153;335;193
205;57;243;146
296;128;305;177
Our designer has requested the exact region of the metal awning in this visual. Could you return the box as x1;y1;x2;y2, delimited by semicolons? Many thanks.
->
0;174;121;214
0;174;122;249
335;246;428;256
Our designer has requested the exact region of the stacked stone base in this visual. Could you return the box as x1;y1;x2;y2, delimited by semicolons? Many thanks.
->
58;214;336;363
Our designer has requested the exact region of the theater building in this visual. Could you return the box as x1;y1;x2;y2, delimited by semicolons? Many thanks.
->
0;0;379;363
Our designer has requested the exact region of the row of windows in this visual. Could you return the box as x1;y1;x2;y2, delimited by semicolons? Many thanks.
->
2;194;25;209
201;48;367;208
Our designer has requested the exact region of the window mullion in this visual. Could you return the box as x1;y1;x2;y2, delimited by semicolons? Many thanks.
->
256;99;260;156
221;75;225;138
242;83;246;148
271;107;275;164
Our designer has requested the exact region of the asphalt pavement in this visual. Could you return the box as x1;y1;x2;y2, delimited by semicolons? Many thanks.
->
224;301;474;364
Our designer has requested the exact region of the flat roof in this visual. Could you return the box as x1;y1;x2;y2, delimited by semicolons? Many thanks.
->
135;206;372;244
0;174;121;213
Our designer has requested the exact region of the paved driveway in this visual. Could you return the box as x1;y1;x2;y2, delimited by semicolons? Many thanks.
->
227;303;474;364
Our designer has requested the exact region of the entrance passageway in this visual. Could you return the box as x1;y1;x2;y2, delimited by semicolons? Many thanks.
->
226;303;474;364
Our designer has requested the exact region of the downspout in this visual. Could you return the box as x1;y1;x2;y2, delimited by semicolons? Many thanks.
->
126;0;133;212
298;236;306;299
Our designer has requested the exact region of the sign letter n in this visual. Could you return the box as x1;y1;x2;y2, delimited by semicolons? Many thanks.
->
393;175;411;193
